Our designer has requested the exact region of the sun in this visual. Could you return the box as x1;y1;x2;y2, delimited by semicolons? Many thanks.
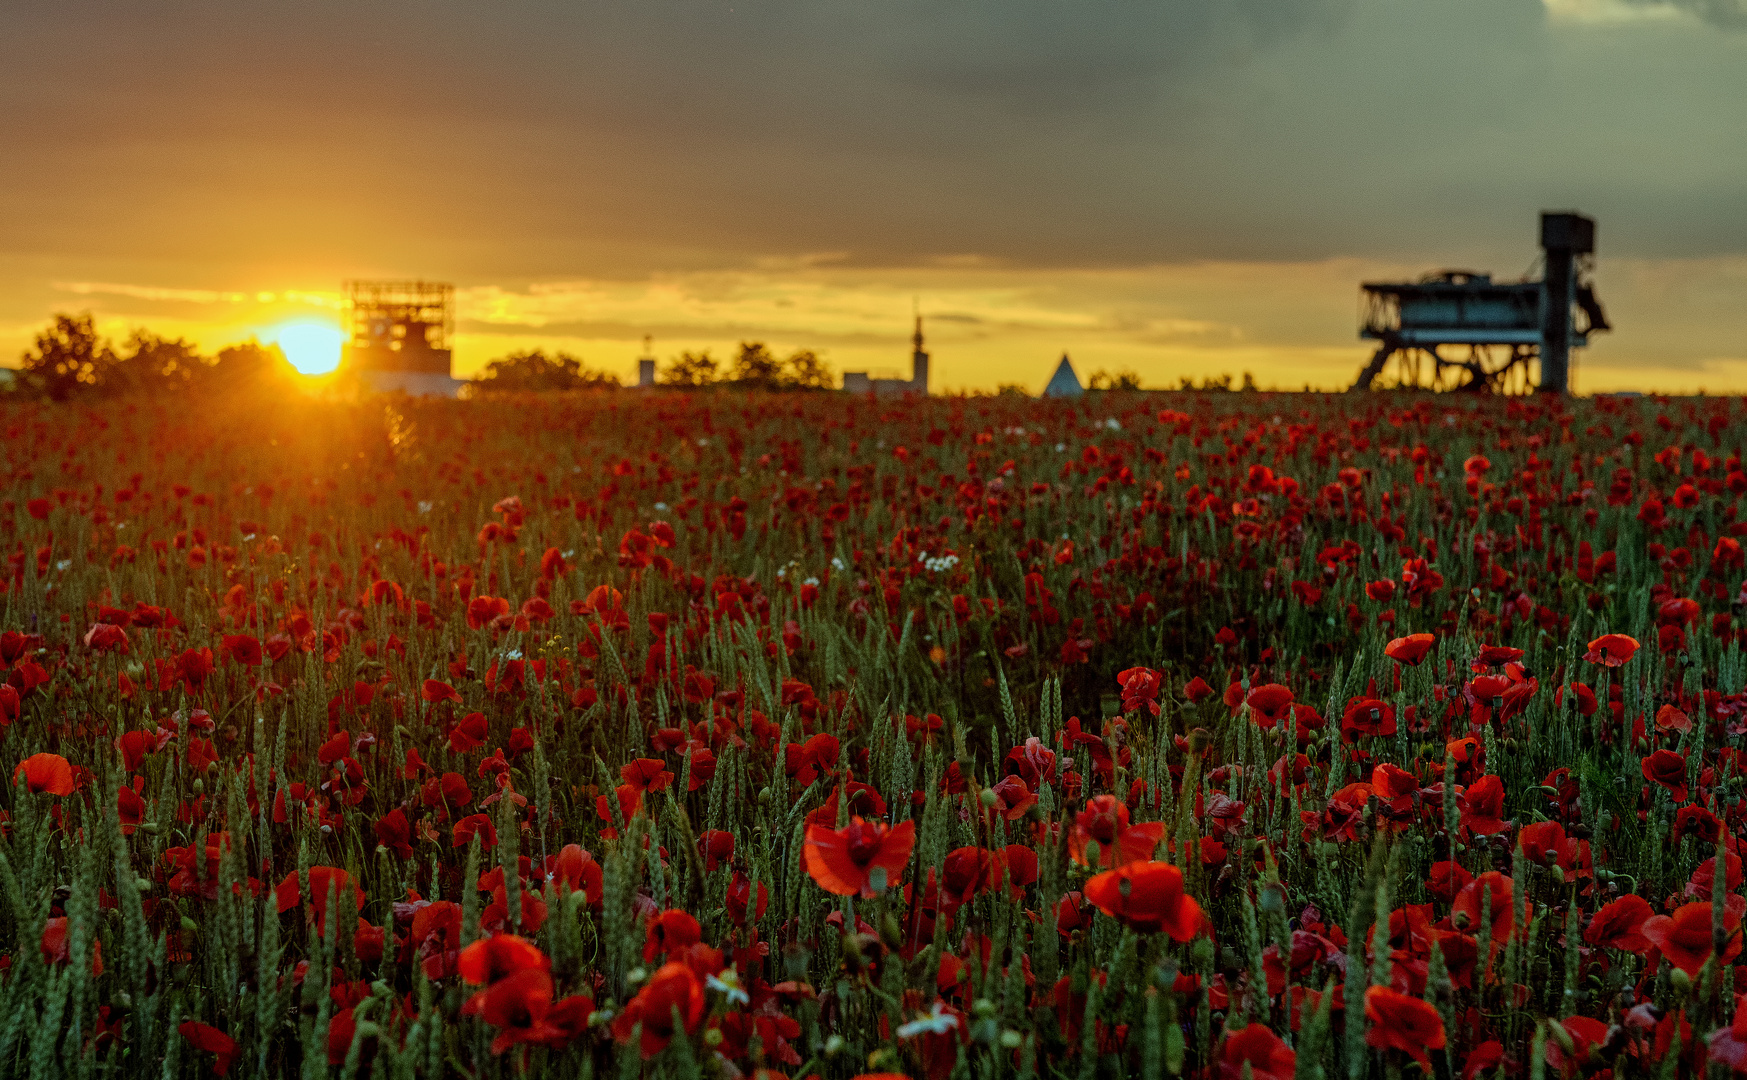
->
271;320;344;375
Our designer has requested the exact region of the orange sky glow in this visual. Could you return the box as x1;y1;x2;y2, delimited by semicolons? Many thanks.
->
3;0;1744;394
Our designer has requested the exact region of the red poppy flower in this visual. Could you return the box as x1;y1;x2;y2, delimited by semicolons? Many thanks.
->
1340;697;1397;742
1451;871;1528;943
803;817;916;898
1116;666;1163;716
1001;845;1040;894
318;731;351;765
1425;861;1473;905
83;622;128;653
422;679;462;704
547;844;603;901
620;757;674;793
275;867;365;929
1458;774;1507;835
643;909;702;962
1363;986;1445;1069
1517;820;1587;881
466;596;512;630
115;729;154;772
1384;634;1436;666
1083;861;1203;940
1183;676;1214;704
461;967;558;1055
1245;684;1295;729
1069;794;1166;867
1641;749;1689;802
459;933;551;984
1642;901;1743;977
941;846;1000;907
784;733;841;787
1218;1023;1295;1080
219;634;262;666
180;1022;238;1076
14;753;73;795
698;830;735;872
612;962;706;1058
989;775;1036;820
117;779;145;834
453;814;498;848
1584;893;1654;955
1584;634;1639;667
41;916;102;974
449;712;489;753
374;809;413;859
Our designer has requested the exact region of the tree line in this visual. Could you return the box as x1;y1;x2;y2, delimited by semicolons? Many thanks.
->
470;341;833;393
12;313;296;401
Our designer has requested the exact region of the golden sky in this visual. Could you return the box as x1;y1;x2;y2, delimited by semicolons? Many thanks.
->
3;0;1745;393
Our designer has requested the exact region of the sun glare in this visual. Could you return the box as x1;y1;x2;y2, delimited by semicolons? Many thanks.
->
272;320;344;375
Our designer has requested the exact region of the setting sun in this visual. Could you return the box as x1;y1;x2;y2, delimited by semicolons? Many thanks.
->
271;319;343;375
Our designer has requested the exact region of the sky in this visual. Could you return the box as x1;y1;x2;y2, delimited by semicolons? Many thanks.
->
3;0;1745;393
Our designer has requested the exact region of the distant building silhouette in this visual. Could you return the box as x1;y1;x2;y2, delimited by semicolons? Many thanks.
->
343;280;466;396
637;335;656;388
844;315;929;396
1043;353;1083;398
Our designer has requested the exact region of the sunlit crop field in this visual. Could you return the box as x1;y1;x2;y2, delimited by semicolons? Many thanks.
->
1;388;1742;1079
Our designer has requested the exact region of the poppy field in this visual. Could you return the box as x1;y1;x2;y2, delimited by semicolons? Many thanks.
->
5;388;1747;1080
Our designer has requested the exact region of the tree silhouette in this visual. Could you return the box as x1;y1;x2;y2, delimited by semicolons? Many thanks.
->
660;350;719;388
16;314;302;401
471;349;620;393
782;349;834;390
728;341;784;390
20;313;116;401
205;340;295;395
114;330;205;393
1087;369;1144;391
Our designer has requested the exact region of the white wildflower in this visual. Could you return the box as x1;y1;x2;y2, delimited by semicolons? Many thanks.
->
898;1003;960;1038
707;967;751;1006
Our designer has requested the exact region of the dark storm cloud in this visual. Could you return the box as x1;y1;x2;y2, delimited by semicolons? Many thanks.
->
1;0;1744;279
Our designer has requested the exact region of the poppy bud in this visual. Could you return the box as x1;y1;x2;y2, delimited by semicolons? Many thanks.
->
1001;1030;1023;1049
703;1028;723;1047
881;913;904;951
979;788;998;808
1188;728;1213;754
757;788;772;805
824;1035;845;1056
1670;967;1692;994
972;997;996;1018
1546;1019;1576;1058
181;915;199;934
626;967;647;985
136;878;152;893
192;779;204;796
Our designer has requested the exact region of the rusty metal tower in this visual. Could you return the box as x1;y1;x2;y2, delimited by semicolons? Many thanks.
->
342;281;455;375
1352;212;1609;393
